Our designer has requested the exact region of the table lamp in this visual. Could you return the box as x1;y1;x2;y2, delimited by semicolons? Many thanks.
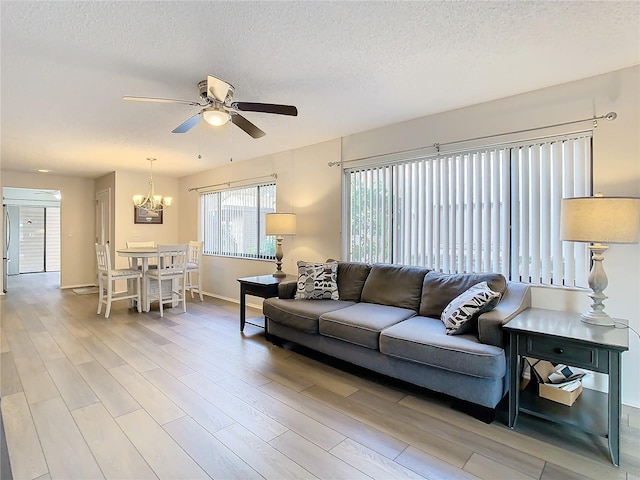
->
265;213;296;278
560;194;640;326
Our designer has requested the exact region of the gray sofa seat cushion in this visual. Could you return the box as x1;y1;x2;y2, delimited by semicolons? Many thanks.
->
319;302;416;349
419;271;507;318
360;264;431;311
379;316;506;379
264;298;355;334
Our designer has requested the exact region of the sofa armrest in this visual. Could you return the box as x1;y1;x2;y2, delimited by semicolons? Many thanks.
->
278;280;298;299
477;282;531;348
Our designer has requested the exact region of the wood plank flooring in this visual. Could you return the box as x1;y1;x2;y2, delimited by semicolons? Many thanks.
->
1;272;638;480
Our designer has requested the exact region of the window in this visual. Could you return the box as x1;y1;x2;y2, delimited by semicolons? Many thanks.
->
346;134;591;287
201;183;276;259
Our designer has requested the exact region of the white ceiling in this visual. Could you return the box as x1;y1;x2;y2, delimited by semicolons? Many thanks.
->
1;1;638;179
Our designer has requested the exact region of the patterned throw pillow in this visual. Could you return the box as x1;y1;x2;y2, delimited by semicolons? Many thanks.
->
441;282;501;335
295;261;339;300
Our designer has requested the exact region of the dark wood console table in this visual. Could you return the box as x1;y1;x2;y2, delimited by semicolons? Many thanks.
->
504;308;629;466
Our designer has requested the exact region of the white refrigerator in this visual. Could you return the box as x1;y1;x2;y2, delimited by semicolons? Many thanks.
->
3;205;10;292
3;205;19;292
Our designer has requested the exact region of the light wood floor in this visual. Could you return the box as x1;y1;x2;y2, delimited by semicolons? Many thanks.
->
1;272;638;480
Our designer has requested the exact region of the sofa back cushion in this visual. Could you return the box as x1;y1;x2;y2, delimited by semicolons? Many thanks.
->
419;271;507;318
360;264;431;311
336;261;372;301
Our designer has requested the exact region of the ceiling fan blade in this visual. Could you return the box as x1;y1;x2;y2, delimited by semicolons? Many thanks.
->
122;96;203;106
231;102;298;116
231;113;266;139
207;75;233;103
172;113;201;133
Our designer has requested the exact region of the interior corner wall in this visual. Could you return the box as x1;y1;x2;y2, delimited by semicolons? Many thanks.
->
0;171;96;288
178;138;343;304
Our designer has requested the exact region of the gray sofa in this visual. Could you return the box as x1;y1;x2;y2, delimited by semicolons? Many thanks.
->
263;262;531;411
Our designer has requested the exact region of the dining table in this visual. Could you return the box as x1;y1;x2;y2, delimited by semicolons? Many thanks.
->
116;246;162;312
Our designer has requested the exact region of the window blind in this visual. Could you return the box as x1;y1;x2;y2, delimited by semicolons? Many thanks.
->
201;183;276;259
346;134;591;286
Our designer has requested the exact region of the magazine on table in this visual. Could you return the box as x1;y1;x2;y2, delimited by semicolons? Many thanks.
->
522;357;587;390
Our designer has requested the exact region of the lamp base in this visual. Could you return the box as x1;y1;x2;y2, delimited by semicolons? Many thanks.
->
580;311;615;327
580;243;615;327
272;236;286;279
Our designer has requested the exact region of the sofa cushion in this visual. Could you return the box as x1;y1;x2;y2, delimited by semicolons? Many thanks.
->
336;261;371;301
319;303;416;349
295;261;339;300
441;282;502;335
263;298;355;334
380;316;506;379
419;271;507;318
360;264;430;311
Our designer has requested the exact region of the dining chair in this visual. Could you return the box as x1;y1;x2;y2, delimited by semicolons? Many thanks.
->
95;243;142;318
145;244;188;317
126;240;157;268
186;240;204;301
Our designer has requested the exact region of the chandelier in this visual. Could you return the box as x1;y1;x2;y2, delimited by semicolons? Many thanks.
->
132;158;172;212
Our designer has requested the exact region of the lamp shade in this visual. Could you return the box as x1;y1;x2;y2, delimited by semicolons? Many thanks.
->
265;213;296;236
560;196;640;244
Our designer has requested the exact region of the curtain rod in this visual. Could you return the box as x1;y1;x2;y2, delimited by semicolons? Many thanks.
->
188;173;277;192
328;111;617;167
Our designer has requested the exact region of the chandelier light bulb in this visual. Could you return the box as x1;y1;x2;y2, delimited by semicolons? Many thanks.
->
132;158;171;212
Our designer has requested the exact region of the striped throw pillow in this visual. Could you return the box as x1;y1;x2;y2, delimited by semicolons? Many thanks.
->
441;282;501;335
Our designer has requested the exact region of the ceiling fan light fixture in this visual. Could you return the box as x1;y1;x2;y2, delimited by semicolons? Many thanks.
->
202;106;230;127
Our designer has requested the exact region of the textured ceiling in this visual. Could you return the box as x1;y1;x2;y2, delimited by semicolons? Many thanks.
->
1;1;639;178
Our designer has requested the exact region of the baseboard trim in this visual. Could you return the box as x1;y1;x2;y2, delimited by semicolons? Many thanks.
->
61;283;96;290
207;292;262;310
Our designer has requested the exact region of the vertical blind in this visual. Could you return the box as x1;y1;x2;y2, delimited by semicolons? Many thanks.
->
201;183;276;259
346;134;591;287
45;207;61;271
19;206;61;273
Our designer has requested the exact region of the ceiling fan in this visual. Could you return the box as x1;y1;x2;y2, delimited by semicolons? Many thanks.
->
123;75;298;139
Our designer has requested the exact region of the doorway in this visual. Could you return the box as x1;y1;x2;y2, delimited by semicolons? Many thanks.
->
3;187;61;291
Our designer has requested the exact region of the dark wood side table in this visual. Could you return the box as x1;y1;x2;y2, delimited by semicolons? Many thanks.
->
504;308;629;466
237;275;296;332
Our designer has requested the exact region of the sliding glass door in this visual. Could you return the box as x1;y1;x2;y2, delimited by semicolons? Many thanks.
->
19;206;60;273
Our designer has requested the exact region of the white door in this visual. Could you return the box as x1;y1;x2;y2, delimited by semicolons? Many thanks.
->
96;189;111;246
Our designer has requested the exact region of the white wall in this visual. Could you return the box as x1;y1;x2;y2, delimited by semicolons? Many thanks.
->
1;171;96;288
179;65;640;406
